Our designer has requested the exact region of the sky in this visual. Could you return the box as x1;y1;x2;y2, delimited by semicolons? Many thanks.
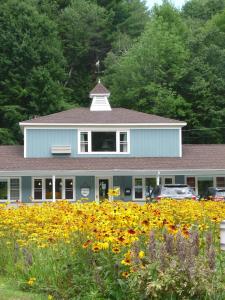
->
146;0;187;9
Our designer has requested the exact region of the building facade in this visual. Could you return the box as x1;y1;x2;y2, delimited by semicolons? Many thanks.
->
0;82;225;203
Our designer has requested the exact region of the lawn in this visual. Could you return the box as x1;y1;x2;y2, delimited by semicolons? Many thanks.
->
0;276;46;300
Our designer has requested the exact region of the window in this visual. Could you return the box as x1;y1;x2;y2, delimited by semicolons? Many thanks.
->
145;178;156;196
65;179;74;199
216;177;225;187
134;178;143;199
34;179;43;200
164;177;173;185
33;178;75;201
78;130;129;154
45;179;52;199
0;180;8;200
56;178;62;199
134;177;157;200
92;132;116;152
0;178;20;202
80;132;88;153
10;178;20;201
120;132;128;153
187;177;196;191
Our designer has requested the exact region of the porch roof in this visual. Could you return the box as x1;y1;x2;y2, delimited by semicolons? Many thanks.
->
0;145;225;175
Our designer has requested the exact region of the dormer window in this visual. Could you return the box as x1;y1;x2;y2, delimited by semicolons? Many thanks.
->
78;130;129;154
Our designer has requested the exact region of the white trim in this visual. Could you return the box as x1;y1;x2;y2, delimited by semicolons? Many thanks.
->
1;169;225;177
179;128;182;157
24;127;27;158
78;129;130;154
52;175;55;202
95;176;113;203
20;123;186;128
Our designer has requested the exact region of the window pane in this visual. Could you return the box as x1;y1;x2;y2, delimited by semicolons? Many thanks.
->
92;132;116;152
10;178;20;200
56;178;62;199
120;132;127;142
216;177;225;187
145;178;156;196
80;132;88;153
81;132;88;142
81;143;88;152
135;178;143;199
65;179;73;199
0;181;8;200
34;179;42;200
120;132;128;153
165;178;173;185
187;177;196;190
45;178;52;199
120;143;127;152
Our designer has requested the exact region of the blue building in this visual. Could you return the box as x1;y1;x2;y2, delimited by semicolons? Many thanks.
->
0;82;225;203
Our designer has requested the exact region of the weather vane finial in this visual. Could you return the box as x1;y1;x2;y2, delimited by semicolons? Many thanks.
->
96;59;100;74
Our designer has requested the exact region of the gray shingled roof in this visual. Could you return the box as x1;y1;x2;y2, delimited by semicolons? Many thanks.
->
0;145;225;171
20;108;185;125
90;82;110;95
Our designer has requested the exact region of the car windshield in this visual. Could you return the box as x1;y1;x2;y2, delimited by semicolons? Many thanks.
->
216;190;225;196
161;187;193;196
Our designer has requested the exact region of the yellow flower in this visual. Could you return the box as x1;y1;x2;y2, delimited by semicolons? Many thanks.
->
139;250;145;259
121;271;129;278
27;277;36;286
48;295;53;300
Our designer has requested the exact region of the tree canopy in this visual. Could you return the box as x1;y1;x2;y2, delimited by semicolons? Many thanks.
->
0;0;225;144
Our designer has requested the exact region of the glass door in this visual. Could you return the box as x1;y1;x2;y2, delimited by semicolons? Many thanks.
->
99;179;109;202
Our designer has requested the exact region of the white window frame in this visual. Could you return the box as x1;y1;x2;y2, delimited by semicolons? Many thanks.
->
32;177;76;201
78;129;130;154
132;176;157;201
0;177;21;202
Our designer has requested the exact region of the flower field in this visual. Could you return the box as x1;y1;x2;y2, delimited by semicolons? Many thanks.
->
0;200;225;299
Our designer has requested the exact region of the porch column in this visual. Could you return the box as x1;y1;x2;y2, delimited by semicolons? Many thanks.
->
52;175;56;202
156;171;160;185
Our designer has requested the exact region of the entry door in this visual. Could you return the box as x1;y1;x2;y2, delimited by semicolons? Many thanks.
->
96;177;112;202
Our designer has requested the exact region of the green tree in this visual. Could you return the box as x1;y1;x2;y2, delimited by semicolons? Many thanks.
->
58;0;109;106
104;3;192;122
182;0;225;21
0;0;69;144
180;9;225;143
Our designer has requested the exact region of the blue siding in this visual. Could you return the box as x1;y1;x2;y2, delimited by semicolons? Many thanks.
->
22;176;32;202
113;176;132;201
27;128;180;158
130;129;180;157
27;129;77;157
76;176;95;202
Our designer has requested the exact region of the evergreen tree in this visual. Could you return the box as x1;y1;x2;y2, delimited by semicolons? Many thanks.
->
0;0;69;143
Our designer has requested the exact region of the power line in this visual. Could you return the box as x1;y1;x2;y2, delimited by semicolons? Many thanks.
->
183;126;225;132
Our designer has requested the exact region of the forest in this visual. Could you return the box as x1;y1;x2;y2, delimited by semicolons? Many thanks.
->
0;0;225;144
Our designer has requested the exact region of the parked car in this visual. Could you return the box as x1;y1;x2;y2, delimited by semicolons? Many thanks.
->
204;187;225;201
148;184;197;202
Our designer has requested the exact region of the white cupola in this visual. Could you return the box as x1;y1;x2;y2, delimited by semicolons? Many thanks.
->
90;79;111;111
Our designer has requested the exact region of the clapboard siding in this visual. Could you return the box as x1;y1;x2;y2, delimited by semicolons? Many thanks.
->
26;128;180;158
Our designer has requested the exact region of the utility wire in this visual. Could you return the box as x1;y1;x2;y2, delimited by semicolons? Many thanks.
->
183;126;225;132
